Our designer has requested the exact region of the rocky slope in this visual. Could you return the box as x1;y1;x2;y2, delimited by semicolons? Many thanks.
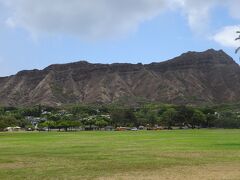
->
0;49;240;106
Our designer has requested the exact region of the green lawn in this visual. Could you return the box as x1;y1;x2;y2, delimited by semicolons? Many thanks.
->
0;130;239;179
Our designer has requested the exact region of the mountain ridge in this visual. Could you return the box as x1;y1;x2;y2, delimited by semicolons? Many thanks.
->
1;49;240;107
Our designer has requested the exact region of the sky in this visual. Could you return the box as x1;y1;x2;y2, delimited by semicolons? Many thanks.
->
0;0;240;77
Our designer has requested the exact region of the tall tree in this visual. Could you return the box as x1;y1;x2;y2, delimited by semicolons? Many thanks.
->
161;108;177;129
191;110;206;129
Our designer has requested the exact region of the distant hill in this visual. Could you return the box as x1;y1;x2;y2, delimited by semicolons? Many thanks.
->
1;49;240;106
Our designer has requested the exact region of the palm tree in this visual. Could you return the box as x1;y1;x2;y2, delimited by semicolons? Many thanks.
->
236;47;240;54
236;31;240;54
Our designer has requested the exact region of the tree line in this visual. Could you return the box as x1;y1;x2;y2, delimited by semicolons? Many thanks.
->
0;103;240;131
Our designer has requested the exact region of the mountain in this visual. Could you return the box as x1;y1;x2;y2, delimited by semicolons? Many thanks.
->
0;49;240;107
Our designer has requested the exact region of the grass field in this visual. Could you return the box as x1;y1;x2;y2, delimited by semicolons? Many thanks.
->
0;130;240;180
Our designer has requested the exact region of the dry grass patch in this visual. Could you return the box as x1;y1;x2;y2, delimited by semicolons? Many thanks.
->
99;163;240;180
0;162;33;170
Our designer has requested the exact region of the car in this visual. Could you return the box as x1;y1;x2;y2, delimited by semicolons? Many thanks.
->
26;127;34;131
131;127;138;131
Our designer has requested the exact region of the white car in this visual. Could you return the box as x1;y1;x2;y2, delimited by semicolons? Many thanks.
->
131;127;138;131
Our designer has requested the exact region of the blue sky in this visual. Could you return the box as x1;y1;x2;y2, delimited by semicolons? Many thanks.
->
0;0;240;77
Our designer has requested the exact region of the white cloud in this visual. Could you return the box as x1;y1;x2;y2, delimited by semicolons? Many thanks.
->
0;0;167;39
225;0;240;19
212;25;240;48
0;0;240;40
5;17;16;28
175;0;216;33
173;0;240;34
